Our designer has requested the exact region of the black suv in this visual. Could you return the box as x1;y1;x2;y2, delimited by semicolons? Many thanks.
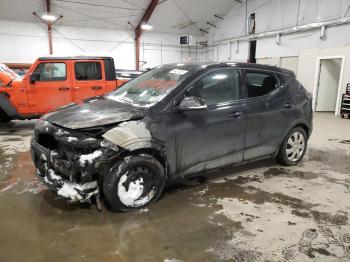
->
31;62;313;211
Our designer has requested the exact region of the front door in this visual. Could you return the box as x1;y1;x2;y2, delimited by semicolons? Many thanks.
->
27;61;72;114
71;60;106;102
170;68;246;175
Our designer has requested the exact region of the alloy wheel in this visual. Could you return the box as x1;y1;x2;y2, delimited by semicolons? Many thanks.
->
286;131;305;162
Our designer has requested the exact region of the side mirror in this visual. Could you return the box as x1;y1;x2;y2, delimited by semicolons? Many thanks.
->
175;96;207;112
30;73;40;84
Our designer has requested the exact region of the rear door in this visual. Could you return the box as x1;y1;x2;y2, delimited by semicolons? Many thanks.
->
71;60;106;102
242;69;280;160
27;61;72;114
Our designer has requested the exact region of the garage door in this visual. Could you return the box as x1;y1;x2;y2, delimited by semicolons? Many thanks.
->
280;56;299;74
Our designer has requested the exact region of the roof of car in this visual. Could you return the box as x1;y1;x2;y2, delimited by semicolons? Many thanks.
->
38;56;114;61
200;62;295;76
164;62;294;76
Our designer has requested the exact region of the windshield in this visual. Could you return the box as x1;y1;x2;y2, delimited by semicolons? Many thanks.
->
107;64;200;107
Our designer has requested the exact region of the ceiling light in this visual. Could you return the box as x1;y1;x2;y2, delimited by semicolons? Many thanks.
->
42;14;57;22
141;24;153;30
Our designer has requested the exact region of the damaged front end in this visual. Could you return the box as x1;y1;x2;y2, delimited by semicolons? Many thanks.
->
31;120;119;203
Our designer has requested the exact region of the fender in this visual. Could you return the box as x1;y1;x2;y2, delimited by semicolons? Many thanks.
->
0;92;18;117
102;120;168;152
285;118;312;139
102;120;152;149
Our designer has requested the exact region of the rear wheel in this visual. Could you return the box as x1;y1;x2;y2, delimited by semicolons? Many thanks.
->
277;127;307;166
103;154;165;212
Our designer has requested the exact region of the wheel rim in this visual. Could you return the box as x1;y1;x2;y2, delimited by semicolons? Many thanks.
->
117;165;157;207
286;131;305;162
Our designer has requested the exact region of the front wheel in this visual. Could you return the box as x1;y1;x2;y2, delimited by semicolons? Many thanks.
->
277;127;307;166
103;154;165;212
0;109;10;123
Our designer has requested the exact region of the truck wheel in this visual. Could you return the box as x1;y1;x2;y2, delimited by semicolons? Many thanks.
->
277;127;307;166
103;154;165;212
0;109;10;123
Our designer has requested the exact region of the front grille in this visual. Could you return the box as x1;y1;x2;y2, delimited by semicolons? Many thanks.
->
35;126;104;184
38;134;58;150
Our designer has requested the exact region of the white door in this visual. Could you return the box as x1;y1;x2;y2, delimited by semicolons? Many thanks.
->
280;56;299;74
316;58;342;112
256;58;279;67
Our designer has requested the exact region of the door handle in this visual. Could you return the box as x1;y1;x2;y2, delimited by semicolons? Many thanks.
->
58;87;70;91
284;102;292;108
229;111;242;118
91;86;102;90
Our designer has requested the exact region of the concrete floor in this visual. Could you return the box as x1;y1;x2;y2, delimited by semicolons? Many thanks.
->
0;113;349;262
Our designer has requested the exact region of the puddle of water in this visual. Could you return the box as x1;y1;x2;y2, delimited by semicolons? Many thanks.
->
0;143;349;261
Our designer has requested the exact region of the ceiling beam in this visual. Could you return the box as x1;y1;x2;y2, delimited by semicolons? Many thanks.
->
33;0;62;55
46;0;51;12
45;0;53;54
135;0;159;70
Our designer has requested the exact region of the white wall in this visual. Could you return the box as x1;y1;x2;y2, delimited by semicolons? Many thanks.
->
208;0;350;115
0;19;209;69
208;0;350;62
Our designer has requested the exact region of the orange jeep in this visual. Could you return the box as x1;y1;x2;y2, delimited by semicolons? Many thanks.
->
0;56;128;122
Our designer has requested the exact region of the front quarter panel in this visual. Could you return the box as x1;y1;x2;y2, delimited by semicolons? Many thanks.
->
102;120;152;149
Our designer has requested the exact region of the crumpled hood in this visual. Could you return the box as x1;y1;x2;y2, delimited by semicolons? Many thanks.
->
0;64;19;86
44;97;146;129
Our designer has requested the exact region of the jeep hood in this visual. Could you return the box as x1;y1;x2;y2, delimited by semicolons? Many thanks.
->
44;97;146;129
0;64;19;86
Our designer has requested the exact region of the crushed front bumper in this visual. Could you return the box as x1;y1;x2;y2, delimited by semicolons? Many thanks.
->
31;140;100;202
30;121;118;203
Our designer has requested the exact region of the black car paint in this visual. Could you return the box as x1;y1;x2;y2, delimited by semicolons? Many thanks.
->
44;97;146;129
31;62;313;202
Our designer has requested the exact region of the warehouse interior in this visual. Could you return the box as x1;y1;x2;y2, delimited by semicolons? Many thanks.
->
0;0;350;261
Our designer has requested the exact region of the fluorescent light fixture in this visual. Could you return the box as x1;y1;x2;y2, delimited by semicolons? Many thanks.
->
42;14;57;22
141;23;153;30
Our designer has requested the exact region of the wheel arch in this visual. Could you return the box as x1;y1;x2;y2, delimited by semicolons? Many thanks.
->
0;92;18;117
275;119;311;156
293;123;310;138
118;142;168;179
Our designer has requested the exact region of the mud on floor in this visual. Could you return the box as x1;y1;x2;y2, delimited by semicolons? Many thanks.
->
0;133;349;261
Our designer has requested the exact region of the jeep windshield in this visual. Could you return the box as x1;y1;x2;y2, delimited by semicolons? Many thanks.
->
107;64;200;107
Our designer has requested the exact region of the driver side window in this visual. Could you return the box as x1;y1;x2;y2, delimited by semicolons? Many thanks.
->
185;69;240;106
33;62;67;82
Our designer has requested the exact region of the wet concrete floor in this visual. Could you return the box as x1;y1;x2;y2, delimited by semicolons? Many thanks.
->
0;114;349;262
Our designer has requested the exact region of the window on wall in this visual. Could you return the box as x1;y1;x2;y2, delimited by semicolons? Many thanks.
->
245;71;278;98
33;62;66;81
75;62;102;80
185;69;240;106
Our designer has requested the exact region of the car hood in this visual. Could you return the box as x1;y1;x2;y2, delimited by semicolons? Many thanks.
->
0;64;20;86
44;97;146;129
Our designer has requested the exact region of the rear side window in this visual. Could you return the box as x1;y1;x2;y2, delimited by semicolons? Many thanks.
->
33;62;66;81
277;73;293;85
75;62;102;80
245;71;278;98
185;69;240;106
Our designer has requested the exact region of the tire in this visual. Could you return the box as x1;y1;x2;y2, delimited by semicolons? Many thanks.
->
277;127;307;166
0;109;10;123
103;154;165;212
